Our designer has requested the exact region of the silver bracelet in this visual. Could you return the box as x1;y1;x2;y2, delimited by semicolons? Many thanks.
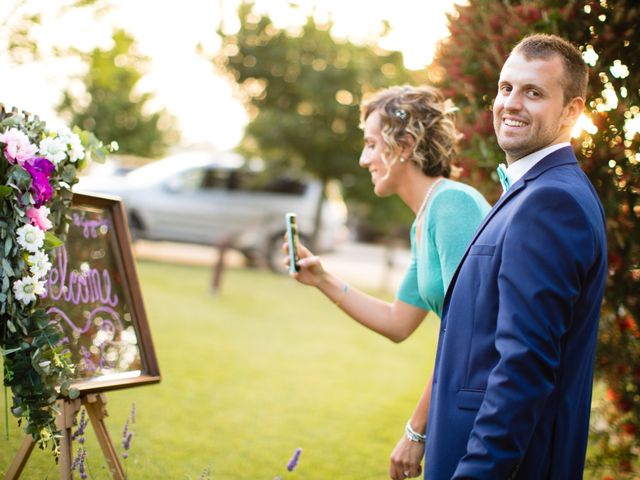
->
405;420;426;443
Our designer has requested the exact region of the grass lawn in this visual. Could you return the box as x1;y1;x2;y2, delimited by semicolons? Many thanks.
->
1;261;439;479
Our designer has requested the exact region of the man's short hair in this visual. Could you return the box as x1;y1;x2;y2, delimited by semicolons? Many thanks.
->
511;34;588;104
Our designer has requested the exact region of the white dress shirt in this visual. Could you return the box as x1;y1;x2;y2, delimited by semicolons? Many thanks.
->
505;142;571;186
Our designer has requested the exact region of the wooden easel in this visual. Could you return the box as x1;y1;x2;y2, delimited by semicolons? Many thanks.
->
4;394;126;480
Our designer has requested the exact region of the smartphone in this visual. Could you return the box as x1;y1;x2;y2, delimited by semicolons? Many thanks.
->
285;212;300;273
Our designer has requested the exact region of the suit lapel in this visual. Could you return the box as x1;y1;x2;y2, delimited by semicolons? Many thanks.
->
440;146;579;316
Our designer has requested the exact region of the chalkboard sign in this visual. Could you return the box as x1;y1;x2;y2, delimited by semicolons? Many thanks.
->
42;193;160;393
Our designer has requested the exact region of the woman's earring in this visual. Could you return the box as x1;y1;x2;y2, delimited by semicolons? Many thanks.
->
399;157;406;163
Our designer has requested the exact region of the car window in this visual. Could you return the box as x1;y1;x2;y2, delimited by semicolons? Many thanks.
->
176;168;206;191
201;168;230;190
229;171;307;195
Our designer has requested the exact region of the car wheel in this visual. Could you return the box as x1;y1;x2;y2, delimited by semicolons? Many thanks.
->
127;211;144;243
240;248;263;269
266;232;287;274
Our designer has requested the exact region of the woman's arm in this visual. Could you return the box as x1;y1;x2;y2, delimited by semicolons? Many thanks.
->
285;241;427;342
389;373;433;480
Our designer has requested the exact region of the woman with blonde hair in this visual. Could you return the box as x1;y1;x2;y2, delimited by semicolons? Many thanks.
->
284;85;490;479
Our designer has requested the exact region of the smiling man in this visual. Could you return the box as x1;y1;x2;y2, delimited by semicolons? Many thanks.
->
421;34;607;479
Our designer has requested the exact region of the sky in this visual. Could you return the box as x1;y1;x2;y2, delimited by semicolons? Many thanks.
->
2;0;464;151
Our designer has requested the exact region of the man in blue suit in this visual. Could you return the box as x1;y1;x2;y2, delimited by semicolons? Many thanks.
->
420;35;607;479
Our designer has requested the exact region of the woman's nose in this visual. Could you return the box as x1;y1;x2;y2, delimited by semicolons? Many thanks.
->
359;151;369;168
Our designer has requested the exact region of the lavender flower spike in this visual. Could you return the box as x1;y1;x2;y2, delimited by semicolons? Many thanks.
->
130;403;136;424
286;448;302;472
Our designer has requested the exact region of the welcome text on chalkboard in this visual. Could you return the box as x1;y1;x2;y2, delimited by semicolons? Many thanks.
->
43;193;160;394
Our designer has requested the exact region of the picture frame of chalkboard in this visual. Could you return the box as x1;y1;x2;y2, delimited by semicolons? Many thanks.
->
43;192;161;394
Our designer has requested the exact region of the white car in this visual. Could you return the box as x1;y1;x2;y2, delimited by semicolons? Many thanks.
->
75;151;348;270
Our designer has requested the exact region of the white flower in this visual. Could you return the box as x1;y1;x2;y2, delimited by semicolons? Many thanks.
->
39;136;67;165
29;250;52;279
16;224;45;253
57;127;85;163
13;276;47;304
68;136;85;163
56;126;74;143
0;127;38;165
110;141;119;152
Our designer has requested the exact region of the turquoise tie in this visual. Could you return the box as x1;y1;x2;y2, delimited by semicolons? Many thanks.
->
496;163;510;193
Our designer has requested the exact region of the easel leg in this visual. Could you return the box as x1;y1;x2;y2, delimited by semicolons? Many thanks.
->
4;435;35;480
83;394;126;480
4;394;125;479
57;398;82;480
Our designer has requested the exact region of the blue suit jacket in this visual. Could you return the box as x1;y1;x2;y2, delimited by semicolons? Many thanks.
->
424;146;607;479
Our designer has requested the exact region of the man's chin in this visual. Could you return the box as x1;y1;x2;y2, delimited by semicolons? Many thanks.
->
497;137;528;158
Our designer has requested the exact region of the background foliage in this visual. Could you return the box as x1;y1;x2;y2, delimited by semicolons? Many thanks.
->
215;2;422;241
0;0;110;64
2;1;178;160
432;0;639;475
56;29;180;159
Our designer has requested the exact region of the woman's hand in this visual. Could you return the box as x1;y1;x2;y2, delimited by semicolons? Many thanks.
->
282;236;326;287
389;435;424;480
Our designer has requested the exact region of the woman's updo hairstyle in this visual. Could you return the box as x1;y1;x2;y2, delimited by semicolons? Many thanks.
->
360;85;459;178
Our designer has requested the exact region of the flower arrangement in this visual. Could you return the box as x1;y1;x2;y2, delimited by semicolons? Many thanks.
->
0;105;115;453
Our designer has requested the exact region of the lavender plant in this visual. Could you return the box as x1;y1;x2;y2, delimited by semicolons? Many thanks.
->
273;447;302;479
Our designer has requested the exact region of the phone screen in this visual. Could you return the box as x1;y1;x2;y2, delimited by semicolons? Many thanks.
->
286;213;300;273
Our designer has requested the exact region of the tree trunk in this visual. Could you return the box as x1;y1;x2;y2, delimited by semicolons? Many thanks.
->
309;176;327;251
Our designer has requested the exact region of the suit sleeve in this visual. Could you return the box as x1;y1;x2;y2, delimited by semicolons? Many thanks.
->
452;186;597;479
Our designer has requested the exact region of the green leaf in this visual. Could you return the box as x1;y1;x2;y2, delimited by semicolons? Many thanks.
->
1;346;21;355
5;235;13;256
0;185;12;198
7;320;16;333
2;258;15;277
61;164;77;184
7;165;31;190
43;232;63;250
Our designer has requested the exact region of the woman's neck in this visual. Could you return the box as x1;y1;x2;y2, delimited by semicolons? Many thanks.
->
400;174;443;215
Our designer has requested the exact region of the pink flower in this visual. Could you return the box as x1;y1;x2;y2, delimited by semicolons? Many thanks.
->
0;128;38;165
26;206;53;231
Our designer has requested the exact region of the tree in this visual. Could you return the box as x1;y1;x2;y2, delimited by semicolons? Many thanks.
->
57;29;179;158
216;2;419;242
432;0;639;475
0;0;110;64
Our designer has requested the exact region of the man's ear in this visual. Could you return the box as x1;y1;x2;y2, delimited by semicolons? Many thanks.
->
563;96;585;129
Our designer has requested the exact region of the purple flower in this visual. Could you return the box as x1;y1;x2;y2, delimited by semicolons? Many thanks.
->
23;157;55;207
130;403;136;424
72;409;88;443
122;419;134;459
72;446;87;478
286;448;302;472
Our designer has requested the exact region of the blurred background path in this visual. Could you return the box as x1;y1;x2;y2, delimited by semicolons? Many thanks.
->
133;240;411;293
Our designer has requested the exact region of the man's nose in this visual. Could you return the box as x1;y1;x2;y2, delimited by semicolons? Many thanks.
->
503;91;523;111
